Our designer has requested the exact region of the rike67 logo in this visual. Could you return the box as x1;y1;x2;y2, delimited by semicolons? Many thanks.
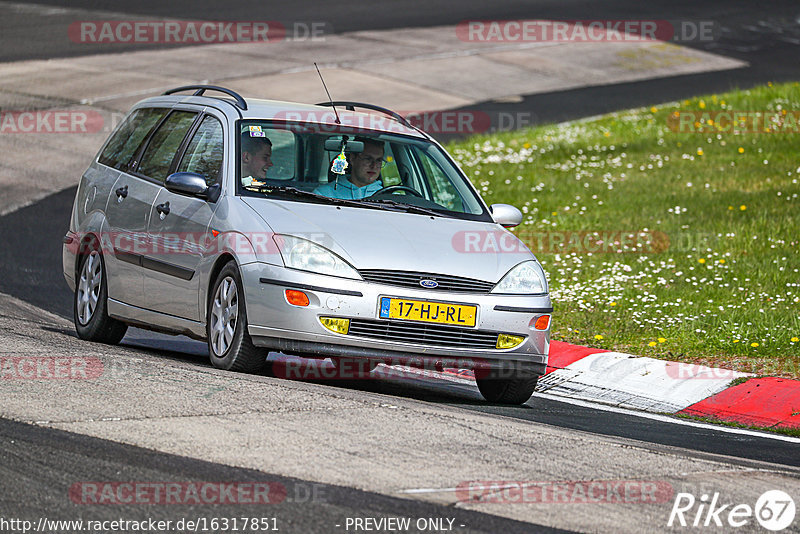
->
668;490;796;531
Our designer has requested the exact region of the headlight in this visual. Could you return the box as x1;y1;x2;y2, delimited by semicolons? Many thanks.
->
491;260;548;294
274;235;361;280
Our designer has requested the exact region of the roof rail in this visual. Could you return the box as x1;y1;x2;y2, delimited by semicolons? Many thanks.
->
164;85;247;111
315;101;413;129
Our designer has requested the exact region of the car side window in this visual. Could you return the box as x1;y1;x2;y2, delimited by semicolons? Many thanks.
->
264;128;295;180
98;108;167;171
415;148;464;211
379;149;402;187
137;111;197;182
178;116;224;186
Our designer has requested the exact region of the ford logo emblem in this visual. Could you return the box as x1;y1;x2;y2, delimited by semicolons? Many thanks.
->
420;279;438;289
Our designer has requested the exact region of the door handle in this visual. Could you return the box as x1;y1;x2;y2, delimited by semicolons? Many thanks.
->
156;201;170;217
115;185;128;199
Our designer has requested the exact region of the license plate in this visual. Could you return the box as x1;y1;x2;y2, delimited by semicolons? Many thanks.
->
379;297;477;327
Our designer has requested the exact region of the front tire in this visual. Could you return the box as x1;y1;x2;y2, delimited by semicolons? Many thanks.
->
207;261;267;373
74;248;127;344
475;370;538;405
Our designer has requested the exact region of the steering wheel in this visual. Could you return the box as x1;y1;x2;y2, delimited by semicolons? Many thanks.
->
371;185;423;197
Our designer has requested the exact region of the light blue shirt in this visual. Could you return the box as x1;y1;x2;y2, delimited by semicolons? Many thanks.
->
313;177;383;200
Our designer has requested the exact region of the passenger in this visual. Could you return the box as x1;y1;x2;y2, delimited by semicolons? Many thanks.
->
314;137;385;199
240;132;273;189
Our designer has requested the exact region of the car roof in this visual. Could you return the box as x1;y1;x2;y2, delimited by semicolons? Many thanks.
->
137;93;426;139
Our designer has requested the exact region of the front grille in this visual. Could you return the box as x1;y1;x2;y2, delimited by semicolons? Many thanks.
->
359;269;495;293
347;318;499;350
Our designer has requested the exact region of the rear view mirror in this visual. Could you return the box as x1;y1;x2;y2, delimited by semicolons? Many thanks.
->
324;139;364;153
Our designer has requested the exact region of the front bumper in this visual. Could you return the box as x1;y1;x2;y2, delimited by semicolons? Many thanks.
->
241;263;551;375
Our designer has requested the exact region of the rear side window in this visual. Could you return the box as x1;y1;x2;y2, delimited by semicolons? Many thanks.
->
178;116;224;186
98;108;167;170
263;128;295;180
137;111;197;182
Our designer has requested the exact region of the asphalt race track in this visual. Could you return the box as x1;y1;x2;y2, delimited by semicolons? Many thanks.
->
0;418;568;534
1;1;800;533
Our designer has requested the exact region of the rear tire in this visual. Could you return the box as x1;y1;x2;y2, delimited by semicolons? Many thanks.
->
207;261;267;373
476;371;538;405
74;248;127;344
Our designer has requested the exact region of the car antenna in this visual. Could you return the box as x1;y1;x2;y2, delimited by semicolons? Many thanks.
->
315;63;347;191
314;62;340;124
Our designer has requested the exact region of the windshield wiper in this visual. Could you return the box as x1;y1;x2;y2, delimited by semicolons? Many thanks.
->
254;185;363;207
255;185;325;199
254;185;445;216
361;197;444;217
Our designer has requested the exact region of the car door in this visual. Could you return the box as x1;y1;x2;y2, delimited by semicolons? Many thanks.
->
101;107;168;308
144;113;224;321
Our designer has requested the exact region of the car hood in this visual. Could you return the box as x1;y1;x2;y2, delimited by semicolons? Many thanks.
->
241;198;535;283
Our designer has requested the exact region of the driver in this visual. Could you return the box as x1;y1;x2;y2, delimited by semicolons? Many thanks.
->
241;132;273;189
313;137;385;199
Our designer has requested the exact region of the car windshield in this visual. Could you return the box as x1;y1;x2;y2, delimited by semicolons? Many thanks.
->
237;121;490;221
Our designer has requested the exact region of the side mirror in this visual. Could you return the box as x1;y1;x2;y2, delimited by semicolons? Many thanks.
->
490;204;522;228
165;172;220;202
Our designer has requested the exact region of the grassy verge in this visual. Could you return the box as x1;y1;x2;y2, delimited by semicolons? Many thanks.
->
448;81;800;378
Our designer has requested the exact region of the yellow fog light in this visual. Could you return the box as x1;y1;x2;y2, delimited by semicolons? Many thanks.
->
496;334;525;349
320;317;350;335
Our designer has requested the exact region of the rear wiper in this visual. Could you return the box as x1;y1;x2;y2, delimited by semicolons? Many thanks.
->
361;197;444;217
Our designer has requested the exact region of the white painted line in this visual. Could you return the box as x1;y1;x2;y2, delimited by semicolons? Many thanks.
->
532;390;800;443
399;474;768;497
399;483;534;495
398;487;460;494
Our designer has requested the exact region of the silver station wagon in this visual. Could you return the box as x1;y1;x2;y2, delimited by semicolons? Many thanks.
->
63;85;552;404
